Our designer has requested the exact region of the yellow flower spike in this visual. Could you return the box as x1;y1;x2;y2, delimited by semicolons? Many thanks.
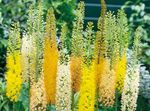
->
78;63;96;111
6;22;22;102
115;53;127;92
43;8;58;104
6;52;22;102
114;9;129;93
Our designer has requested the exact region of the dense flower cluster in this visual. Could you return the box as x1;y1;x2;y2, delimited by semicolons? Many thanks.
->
43;8;58;104
98;58;116;106
30;74;47;111
27;2;47;110
4;0;142;111
55;63;71;111
115;53;127;91
6;23;22;102
78;63;96;111
70;57;82;92
96;6;117;107
71;1;85;93
21;35;32;82
121;27;142;111
121;65;140;111
6;52;22;102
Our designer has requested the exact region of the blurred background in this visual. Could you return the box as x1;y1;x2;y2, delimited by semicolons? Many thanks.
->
0;0;150;110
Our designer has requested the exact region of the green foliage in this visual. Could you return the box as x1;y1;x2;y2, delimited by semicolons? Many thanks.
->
43;0;76;55
43;0;76;29
137;96;150;111
122;0;150;72
0;78;30;111
46;105;56;111
0;79;12;111
12;83;29;111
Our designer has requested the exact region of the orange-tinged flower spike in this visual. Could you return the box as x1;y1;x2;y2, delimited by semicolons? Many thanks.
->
70;56;82;92
6;52;22;102
43;37;58;104
115;53;127;92
98;58;116;107
95;57;106;87
71;1;85;93
78;63;96;111
43;8;58;104
30;73;47;111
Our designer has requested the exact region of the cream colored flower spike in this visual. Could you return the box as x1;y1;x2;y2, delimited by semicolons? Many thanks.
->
55;62;71;111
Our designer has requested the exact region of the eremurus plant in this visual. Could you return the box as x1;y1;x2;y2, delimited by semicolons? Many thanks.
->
78;22;96;111
43;8;58;104
4;0;143;110
121;27;142;111
71;1;85;93
25;1;47;110
6;23;22;102
55;23;71;111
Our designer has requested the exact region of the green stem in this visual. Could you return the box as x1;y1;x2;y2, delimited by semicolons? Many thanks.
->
96;89;99;111
71;92;74;111
115;91;118;111
50;104;51;111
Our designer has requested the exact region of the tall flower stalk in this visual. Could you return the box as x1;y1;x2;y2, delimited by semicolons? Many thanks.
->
55;63;71;111
99;11;118;107
30;73;47;111
21;34;32;83
71;1;85;93
55;24;71;111
115;10;129;92
78;22;96;111
96;1;117;105
95;0;107;88
121;27;142;111
27;1;47;110
43;8;58;104
6;23;22;102
78;63;96;111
